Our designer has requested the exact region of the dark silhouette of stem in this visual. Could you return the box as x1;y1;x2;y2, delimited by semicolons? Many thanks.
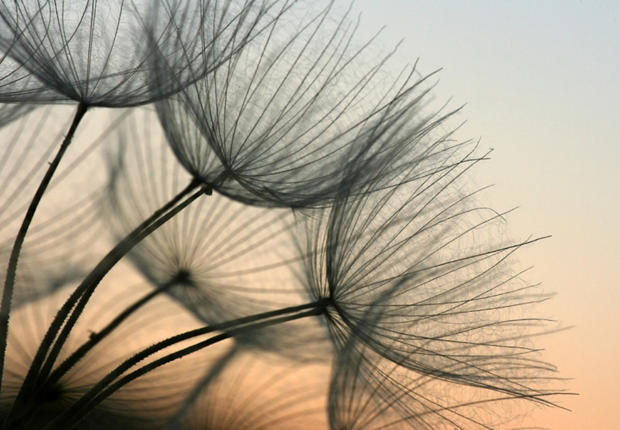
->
47;305;326;430
7;278;184;428
0;102;89;395
45;278;182;391
6;179;203;424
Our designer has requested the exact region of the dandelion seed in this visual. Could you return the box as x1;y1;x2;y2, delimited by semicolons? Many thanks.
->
102;108;326;356
157;0;449;209
0;0;279;106
295;138;562;423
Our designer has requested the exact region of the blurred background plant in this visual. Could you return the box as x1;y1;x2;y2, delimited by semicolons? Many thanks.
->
0;0;566;429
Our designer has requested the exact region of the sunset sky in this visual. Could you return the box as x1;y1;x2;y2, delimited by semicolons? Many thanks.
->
2;1;617;428
350;1;619;428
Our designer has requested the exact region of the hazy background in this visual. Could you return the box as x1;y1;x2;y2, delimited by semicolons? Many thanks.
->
352;1;620;429
4;1;616;428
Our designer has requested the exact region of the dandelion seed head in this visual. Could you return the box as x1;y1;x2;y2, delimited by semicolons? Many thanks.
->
157;0;445;209
0;0;279;106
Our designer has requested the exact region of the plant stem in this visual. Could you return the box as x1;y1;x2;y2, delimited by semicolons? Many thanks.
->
0;102;89;396
43;278;181;392
38;183;205;382
6;179;203;422
47;305;326;430
69;299;327;414
6;280;182;429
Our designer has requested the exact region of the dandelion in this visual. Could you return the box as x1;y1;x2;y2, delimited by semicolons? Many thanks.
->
295;139;561;424
83;104;562;428
157;0;448;208
102;108;328;357
0;0;278;107
0;0;153;106
0;0;566;427
0;0;281;390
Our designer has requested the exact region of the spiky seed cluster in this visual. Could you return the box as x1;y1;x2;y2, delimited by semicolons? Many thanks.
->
295;140;561;425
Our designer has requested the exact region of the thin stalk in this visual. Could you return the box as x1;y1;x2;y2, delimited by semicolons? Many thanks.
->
7;179;203;422
0;102;89;395
47;306;326;430
43;278;182;394
37;184;206;383
62;299;327;414
6;280;182;429
38;183;204;388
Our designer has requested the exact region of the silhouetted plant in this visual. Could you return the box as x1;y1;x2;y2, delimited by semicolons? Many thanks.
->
103;109;301;323
0;1;565;429
0;0;281;106
102;109;328;358
0;0;289;397
156;1;450;208
1;273;217;430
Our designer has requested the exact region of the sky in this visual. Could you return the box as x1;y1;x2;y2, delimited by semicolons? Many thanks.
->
350;1;620;428
2;1;617;428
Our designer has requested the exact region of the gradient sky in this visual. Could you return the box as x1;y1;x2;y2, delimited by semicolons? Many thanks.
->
351;1;620;429
4;1;616;428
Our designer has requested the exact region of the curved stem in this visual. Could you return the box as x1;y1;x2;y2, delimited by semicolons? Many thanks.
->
7;179;203;422
47;306;326;430
8;280;181;430
0;102;88;395
44;278;179;392
37;183;205;382
70;299;326;414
